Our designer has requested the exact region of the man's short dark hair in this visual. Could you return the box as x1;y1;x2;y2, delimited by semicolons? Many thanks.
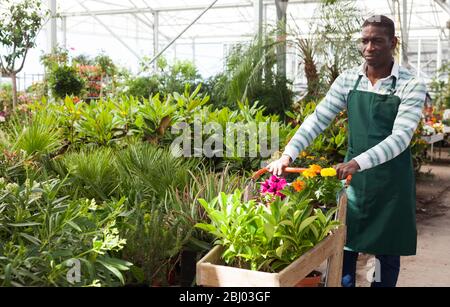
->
362;15;395;38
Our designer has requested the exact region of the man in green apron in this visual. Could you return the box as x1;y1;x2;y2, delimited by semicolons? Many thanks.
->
267;15;427;287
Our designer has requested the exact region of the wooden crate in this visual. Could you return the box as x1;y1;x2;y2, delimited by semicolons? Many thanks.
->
196;191;347;287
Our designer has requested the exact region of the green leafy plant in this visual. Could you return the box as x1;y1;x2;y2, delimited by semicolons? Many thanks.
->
0;177;132;286
48;65;85;99
75;99;126;146
286;100;348;165
125;76;160;100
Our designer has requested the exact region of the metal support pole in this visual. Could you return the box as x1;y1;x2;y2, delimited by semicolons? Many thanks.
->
437;37;442;74
146;0;219;67
174;43;177;61
254;0;263;38
401;0;409;66
153;11;159;71
192;37;196;65
62;16;67;49
417;38;421;78
49;0;57;52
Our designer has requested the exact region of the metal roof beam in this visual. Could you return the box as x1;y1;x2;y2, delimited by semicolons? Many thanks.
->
59;0;327;17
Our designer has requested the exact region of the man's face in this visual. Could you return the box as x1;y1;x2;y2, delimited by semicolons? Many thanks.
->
359;25;397;67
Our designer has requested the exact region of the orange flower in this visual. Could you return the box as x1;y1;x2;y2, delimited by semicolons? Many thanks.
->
309;164;322;174
292;179;306;192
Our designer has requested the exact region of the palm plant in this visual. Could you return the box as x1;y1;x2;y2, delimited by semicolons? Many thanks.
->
296;38;322;101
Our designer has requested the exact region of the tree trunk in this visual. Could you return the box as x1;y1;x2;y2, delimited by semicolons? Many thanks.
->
11;72;18;110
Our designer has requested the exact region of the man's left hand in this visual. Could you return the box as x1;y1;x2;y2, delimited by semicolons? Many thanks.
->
335;159;360;180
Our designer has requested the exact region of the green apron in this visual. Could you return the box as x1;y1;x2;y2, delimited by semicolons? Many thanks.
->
344;75;417;256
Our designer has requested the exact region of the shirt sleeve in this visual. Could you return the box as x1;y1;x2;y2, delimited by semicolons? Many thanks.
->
353;78;427;171
282;73;348;162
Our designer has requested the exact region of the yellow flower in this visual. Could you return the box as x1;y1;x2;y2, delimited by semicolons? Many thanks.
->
306;155;315;160
302;169;317;178
292;179;306;192
309;164;322;174
320;168;337;177
300;151;308;157
319;157;326;161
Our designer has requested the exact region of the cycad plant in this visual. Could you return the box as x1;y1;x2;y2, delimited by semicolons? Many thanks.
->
10;113;62;157
116;143;200;203
61;147;119;200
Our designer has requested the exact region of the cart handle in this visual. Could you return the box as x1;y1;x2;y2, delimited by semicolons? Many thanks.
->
252;167;352;186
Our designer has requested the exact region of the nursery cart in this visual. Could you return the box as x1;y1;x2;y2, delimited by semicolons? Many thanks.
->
196;167;350;287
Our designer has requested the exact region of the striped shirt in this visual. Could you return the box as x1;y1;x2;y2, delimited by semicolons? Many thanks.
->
283;61;427;171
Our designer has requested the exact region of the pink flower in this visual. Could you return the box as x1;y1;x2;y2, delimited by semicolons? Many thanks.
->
260;175;287;199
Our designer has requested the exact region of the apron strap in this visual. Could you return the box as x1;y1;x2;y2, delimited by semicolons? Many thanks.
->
353;75;363;91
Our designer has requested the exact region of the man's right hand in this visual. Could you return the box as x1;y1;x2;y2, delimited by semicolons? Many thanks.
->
266;154;291;176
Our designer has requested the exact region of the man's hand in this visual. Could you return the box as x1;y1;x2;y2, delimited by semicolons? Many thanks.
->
335;159;360;180
266;155;291;176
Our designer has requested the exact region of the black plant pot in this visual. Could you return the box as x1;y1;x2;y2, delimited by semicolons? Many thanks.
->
180;250;198;287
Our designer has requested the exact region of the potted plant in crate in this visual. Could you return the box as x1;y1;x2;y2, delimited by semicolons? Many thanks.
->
195;165;348;287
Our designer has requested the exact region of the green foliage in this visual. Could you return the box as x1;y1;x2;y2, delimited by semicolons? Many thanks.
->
125;76;160;100
313;0;363;83
136;56;201;99
0;82;12;110
75;98;126;146
48;65;85;99
196;189;340;272
287;101;348;165
40;47;69;72
429;63;450;111
410;121;429;173
218;36;293;117
0;177;131;286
